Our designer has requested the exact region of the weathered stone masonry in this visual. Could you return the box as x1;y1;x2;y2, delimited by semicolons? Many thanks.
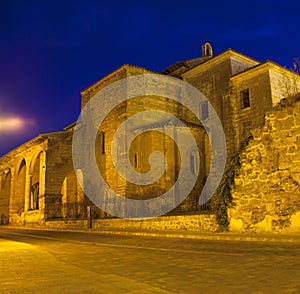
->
229;99;300;233
0;131;91;225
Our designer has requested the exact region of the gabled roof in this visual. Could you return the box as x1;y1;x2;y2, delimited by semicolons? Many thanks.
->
80;64;156;94
230;60;300;81
160;56;211;76
182;48;260;78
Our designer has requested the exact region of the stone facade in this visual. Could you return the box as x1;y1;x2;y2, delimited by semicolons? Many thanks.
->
229;99;300;233
91;214;217;232
0;131;93;225
1;42;300;232
81;65;208;216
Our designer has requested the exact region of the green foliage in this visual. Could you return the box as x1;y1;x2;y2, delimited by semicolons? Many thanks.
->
213;137;252;231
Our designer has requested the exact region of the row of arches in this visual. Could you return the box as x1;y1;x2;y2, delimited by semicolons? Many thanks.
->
0;149;43;224
0;170;11;224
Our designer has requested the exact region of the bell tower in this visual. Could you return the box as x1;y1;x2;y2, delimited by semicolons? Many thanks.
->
202;42;213;57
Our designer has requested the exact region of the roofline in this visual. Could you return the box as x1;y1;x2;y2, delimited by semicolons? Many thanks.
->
160;56;208;74
0;134;47;163
230;61;269;79
0;130;72;162
80;64;156;94
64;121;76;131
267;60;300;78
230;60;300;80
182;48;260;78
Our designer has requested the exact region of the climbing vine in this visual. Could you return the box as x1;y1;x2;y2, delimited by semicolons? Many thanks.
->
213;136;252;231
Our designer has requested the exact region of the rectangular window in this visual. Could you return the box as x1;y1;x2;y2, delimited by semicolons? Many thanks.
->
240;89;250;109
200;101;208;121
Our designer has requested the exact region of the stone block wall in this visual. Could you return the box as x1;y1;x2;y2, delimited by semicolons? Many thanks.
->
229;99;300;233
92;214;218;232
230;70;273;149
7;214;217;232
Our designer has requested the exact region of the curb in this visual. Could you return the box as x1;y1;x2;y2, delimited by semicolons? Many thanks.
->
2;225;300;243
85;229;300;243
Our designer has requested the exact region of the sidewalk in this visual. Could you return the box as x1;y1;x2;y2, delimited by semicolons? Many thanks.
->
3;225;300;243
87;228;300;243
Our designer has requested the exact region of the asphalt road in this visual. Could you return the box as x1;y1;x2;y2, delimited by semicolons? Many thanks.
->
0;227;299;293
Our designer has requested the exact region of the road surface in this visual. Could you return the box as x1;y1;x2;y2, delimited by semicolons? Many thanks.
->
0;227;299;293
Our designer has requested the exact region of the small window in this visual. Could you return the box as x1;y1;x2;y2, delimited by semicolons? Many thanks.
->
190;154;195;175
200;101;208;121
100;132;105;154
240;89;250;109
190;152;198;175
134;153;138;168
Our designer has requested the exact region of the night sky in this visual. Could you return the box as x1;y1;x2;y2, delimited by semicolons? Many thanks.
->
0;0;299;156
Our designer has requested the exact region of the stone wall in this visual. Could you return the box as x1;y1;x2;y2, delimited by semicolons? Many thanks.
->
45;219;88;230
269;68;300;105
92;214;217;232
230;69;273;149
83;64;209;215
7;214;217;232
229;99;300;233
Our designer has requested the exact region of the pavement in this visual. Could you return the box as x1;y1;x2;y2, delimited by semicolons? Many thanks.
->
1;227;300;293
3;225;300;243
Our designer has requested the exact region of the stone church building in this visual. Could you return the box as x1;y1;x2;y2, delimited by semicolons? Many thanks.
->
1;42;300;226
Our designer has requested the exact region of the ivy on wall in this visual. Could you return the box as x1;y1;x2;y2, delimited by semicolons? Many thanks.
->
213;136;253;231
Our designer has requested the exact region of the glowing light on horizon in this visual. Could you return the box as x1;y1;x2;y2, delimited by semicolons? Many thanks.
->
0;115;36;133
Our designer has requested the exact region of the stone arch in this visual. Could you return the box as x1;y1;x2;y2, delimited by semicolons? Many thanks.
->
12;159;26;214
202;42;213;57
29;147;44;175
0;169;11;224
15;157;27;177
61;171;85;218
29;150;43;210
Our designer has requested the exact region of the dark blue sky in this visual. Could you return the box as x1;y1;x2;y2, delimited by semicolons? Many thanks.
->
0;0;299;156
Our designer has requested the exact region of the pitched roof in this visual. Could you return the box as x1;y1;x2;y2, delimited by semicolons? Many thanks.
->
160;56;211;76
80;64;156;94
